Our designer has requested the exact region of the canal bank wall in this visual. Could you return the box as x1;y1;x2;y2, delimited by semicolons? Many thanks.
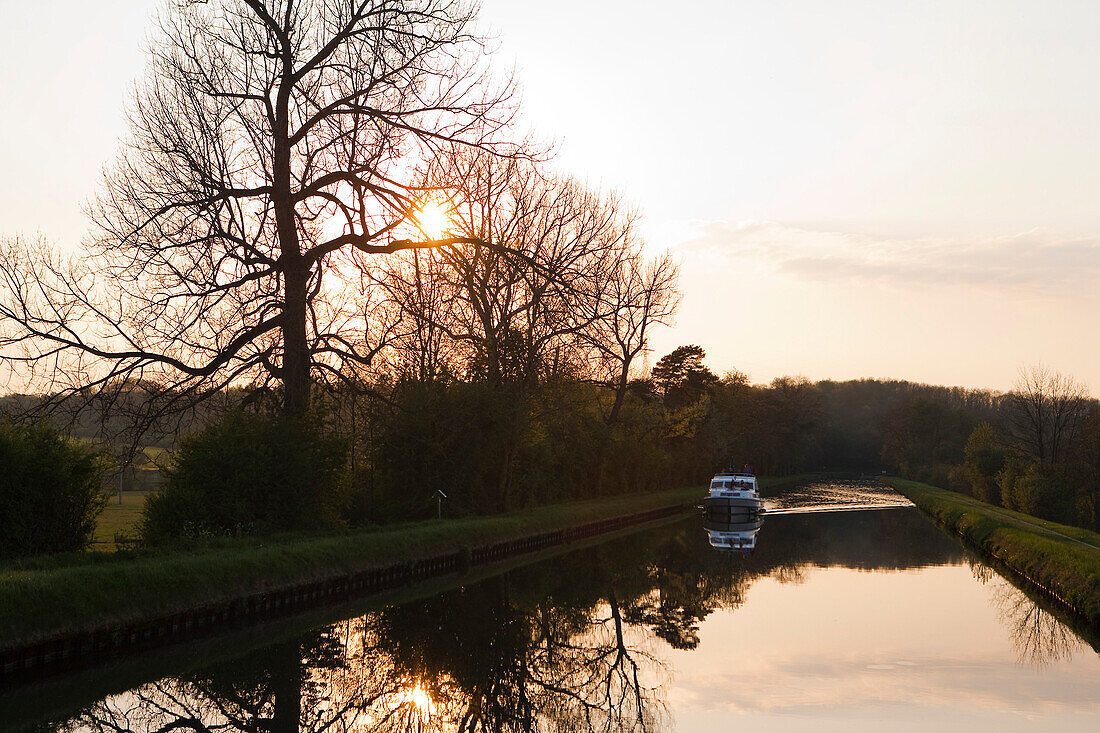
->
1;490;702;684
886;478;1100;627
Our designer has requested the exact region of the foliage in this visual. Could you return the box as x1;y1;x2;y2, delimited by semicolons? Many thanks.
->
0;422;110;559
880;397;971;478
651;345;719;410
367;380;518;519
142;412;348;544
963;422;1006;504
999;463;1074;524
346;345;837;521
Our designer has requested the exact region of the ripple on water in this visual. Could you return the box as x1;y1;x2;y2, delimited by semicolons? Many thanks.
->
765;479;914;514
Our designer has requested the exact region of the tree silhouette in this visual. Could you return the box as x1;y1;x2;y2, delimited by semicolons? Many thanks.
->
0;0;522;418
650;345;717;410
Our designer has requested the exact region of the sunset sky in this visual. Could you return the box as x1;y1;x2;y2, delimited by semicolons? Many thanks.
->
1;0;1098;392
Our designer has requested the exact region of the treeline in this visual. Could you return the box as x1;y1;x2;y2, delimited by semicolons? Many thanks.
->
327;344;830;522
740;366;1099;531
873;367;1100;530
5;350;1098;552
333;355;1099;531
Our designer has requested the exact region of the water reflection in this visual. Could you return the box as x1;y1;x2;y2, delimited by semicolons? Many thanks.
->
68;631;396;732
967;558;1094;666
361;574;667;732
16;504;1100;733
65;572;668;733
702;514;763;556
764;479;914;511
995;583;1088;666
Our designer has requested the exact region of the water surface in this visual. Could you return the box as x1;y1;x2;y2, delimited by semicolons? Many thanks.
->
7;480;1099;732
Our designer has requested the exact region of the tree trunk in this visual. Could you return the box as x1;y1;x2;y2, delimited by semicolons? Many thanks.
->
282;267;310;418
270;642;303;733
273;62;308;419
606;361;631;427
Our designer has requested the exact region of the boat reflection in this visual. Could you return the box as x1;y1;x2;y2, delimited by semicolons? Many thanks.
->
702;513;763;557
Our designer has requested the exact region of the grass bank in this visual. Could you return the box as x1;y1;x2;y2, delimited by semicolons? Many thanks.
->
885;477;1100;625
0;486;706;650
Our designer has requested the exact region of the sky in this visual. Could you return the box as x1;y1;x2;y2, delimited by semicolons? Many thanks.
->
1;0;1099;392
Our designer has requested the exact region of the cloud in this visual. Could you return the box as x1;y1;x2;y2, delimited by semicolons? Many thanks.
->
678;221;1100;295
673;649;1100;715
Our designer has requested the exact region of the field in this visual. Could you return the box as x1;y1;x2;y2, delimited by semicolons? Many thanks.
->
92;490;154;550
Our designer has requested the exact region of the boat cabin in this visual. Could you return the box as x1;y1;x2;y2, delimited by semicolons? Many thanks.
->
704;471;764;513
708;473;757;494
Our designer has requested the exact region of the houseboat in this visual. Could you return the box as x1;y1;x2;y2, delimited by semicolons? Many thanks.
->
703;470;764;513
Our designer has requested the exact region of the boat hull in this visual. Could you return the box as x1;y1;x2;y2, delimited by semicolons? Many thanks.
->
703;516;764;533
703;496;764;512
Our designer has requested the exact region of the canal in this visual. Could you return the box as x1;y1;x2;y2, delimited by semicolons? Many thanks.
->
4;480;1099;731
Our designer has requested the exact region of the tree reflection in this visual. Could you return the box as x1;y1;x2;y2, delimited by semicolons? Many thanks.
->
967;556;1091;666
65;570;671;733
67;628;404;733
364;575;666;732
989;577;1088;666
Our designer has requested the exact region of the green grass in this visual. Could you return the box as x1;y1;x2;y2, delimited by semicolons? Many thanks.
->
885;477;1100;625
92;490;154;550
0;486;705;648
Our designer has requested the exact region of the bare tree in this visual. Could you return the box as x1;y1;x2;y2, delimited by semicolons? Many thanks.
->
1007;364;1090;468
374;153;634;390
582;249;679;426
0;0;522;419
375;248;463;382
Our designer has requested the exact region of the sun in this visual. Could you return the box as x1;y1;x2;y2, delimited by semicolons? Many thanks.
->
415;200;451;241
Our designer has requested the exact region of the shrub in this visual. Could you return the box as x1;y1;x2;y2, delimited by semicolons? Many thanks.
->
0;422;110;559
1075;491;1096;529
142;412;348;544
996;454;1028;512
925;463;955;492
962;422;1005;504
1001;462;1074;524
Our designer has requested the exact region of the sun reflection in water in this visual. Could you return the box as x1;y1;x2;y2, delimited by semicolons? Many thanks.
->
402;681;436;715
